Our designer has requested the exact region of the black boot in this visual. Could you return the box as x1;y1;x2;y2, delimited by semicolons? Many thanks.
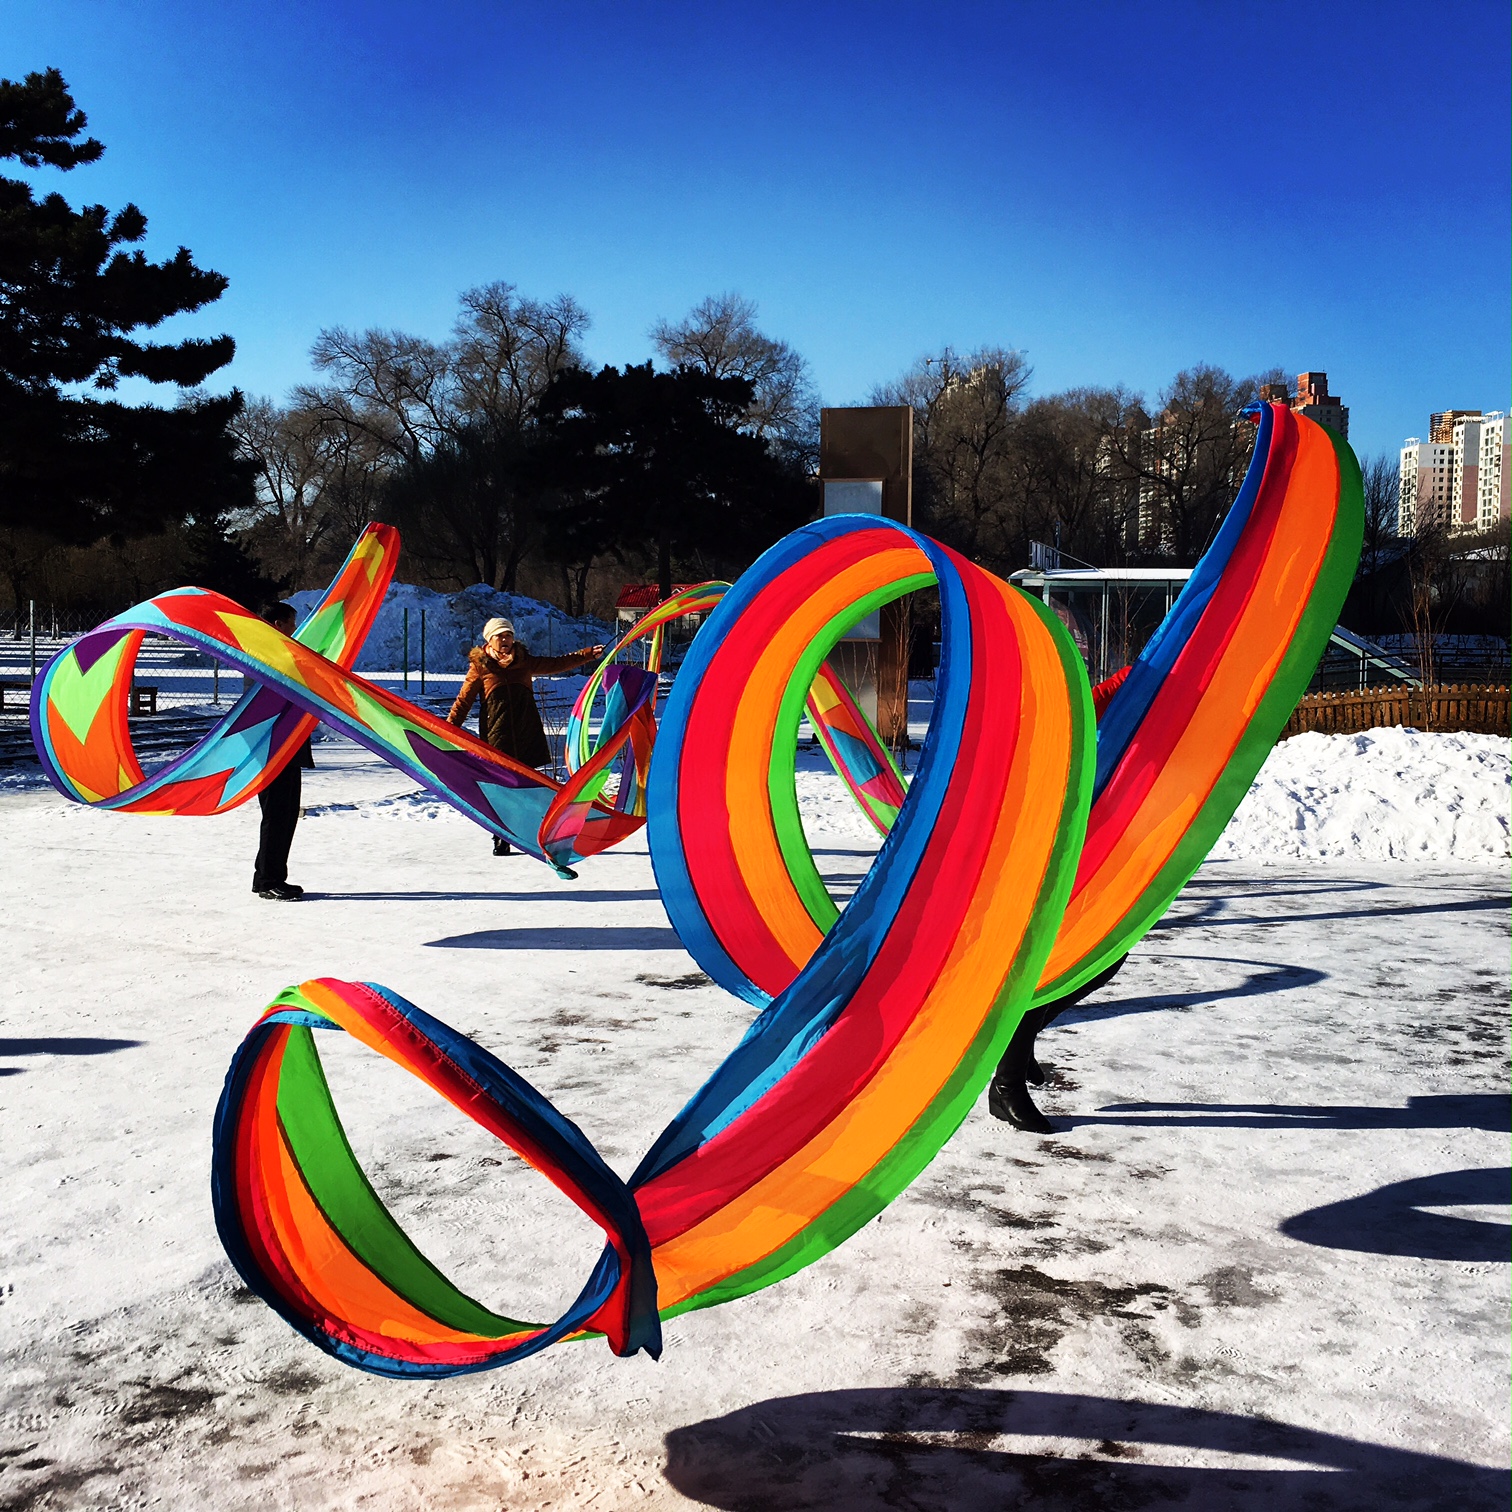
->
988;1075;1054;1132
985;957;1129;1134
988;1006;1053;1130
492;835;511;856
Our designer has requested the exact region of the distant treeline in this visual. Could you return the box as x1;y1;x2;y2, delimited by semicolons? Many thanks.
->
2;68;1505;645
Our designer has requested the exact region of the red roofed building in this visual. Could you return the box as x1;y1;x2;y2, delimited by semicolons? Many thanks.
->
615;584;709;637
615;583;703;613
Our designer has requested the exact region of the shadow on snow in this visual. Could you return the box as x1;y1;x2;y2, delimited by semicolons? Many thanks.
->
0;1036;143;1078
424;926;685;951
661;1387;1508;1512
1281;1167;1510;1262
1066;1093;1510;1134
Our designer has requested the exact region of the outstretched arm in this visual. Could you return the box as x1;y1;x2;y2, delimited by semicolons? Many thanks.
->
514;646;607;677
447;660;482;725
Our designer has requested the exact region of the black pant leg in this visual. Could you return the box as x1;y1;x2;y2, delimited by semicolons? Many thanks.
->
253;765;302;890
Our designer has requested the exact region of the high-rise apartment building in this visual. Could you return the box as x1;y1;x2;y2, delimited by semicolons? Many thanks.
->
1472;413;1509;532
1399;409;1509;535
1448;414;1482;531
1123;371;1348;552
1257;372;1350;437
1430;410;1481;444
1292;372;1349;438
1398;438;1455;534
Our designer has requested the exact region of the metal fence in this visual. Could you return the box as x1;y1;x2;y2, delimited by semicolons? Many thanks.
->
1362;635;1511;688
4;607;99;641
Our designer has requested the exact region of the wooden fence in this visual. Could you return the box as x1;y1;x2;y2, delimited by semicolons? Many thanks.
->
1281;684;1510;739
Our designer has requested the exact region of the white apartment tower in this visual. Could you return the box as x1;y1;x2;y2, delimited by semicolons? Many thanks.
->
1448;414;1481;531
1472;412;1509;532
1398;409;1509;536
1398;438;1454;534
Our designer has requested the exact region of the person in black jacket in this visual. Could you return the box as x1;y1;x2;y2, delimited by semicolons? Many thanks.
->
252;603;314;901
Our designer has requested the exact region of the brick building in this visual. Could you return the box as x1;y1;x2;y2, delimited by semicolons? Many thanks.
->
1257;372;1350;438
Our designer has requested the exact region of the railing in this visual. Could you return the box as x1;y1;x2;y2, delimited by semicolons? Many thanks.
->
1361;634;1511;688
1309;628;1418;691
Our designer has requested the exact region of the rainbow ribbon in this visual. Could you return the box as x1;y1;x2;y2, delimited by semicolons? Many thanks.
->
38;402;1361;1377
553;583;732;841
1036;401;1361;1003
212;519;1092;1374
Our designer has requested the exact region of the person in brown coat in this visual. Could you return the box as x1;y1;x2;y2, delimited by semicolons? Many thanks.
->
447;616;604;854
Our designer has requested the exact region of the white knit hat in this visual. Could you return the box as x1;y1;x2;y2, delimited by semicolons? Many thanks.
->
481;617;515;642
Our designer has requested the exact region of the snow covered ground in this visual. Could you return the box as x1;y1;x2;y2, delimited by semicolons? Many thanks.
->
0;733;1507;1510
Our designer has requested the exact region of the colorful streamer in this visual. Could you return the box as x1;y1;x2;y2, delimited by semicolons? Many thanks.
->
33;525;396;816
1034;400;1362;1002
212;518;1093;1375
29;547;868;874
37;401;1361;1379
804;660;909;837
31;526;654;875
556;584;731;835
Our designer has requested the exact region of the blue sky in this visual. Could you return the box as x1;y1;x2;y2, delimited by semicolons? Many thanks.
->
7;0;1509;460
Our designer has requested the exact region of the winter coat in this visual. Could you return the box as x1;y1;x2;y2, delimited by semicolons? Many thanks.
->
1090;664;1132;721
446;644;599;769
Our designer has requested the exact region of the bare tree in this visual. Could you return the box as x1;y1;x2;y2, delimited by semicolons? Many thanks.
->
314;411;389;545
300;328;455;465
1402;522;1450;697
651;293;818;461
453;282;589;439
1008;388;1135;565
0;525;62;615
232;396;388;588
872;346;1032;572
1100;365;1266;562
1358;452;1400;578
296;283;590;590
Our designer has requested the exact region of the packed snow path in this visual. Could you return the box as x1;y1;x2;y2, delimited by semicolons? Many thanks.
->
0;740;1506;1510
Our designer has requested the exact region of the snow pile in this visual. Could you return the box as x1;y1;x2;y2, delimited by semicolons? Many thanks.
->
1212;727;1510;864
790;728;1510;863
286;581;611;673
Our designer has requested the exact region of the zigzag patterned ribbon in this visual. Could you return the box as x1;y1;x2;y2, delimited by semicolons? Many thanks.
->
30;526;683;874
30;544;895;875
39;402;1361;1377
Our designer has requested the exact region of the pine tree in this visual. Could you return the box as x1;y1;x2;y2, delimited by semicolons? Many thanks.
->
0;67;252;544
535;362;812;600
